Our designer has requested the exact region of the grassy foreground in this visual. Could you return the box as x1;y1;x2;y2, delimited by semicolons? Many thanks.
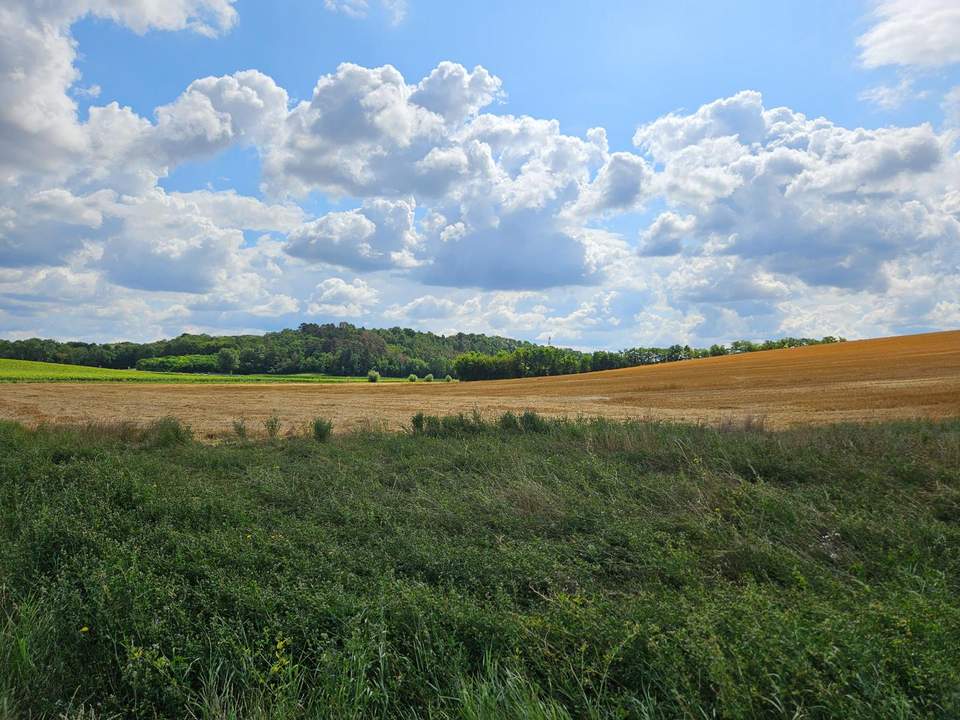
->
0;359;401;383
1;414;958;718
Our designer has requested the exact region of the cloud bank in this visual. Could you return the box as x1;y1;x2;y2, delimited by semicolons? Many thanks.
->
1;0;958;348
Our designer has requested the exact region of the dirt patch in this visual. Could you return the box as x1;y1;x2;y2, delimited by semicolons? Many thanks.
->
1;331;958;438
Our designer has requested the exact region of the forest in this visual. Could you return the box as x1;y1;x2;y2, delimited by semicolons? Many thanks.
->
0;324;844;379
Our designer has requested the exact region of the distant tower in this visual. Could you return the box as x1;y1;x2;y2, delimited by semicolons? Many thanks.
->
548;336;552;346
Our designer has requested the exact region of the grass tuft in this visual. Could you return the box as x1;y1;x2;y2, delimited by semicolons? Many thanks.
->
310;417;333;442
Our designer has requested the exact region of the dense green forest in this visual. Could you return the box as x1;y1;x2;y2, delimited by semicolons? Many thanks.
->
0;323;844;379
0;323;530;379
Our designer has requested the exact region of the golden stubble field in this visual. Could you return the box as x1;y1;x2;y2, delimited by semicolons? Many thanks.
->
1;330;958;438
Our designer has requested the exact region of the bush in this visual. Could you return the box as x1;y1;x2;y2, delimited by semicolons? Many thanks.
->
263;415;281;440
499;411;520;432
143;416;192;448
367;370;380;383
408;374;418;382
411;412;426;434
311;417;333;442
444;375;454;382
519;410;548;433
424;373;434;382
136;354;219;373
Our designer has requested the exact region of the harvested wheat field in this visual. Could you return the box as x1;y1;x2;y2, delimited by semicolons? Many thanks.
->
1;330;958;437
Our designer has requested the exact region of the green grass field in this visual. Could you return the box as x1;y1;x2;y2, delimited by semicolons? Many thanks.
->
0;358;401;383
1;413;958;718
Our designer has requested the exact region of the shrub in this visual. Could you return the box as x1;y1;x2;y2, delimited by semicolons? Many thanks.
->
144;416;192;448
424;373;434;382
411;412;426;434
499;411;520;432
263;415;281;440
519;410;548;433
136;354;219;373
444;375;454;382
232;418;247;439
408;374;418;382
367;370;380;383
311;417;333;442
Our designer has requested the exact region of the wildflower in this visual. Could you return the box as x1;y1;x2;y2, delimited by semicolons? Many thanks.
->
80;626;89;634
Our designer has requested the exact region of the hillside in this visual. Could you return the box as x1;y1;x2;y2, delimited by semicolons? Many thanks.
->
0;323;841;380
1;330;957;435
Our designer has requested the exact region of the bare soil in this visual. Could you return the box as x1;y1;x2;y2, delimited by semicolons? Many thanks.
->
1;331;958;438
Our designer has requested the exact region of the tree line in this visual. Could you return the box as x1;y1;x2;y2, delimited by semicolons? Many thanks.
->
0;325;844;380
452;337;845;381
0;323;531;379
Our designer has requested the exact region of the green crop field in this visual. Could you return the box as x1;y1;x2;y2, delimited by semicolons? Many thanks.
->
1;413;958;718
0;358;401;384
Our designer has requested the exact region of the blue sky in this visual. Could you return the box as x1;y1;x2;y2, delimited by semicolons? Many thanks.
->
2;0;959;347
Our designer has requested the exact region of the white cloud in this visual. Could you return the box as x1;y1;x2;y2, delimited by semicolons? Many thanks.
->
944;86;960;127
324;0;407;24
639;212;696;256
384;294;460;320
99;190;244;293
307;277;380;317
285;197;418;270
411;62;503;123
859;77;921;110
633;91;959;293
858;0;960;69
3;1;960;348
0;1;238;183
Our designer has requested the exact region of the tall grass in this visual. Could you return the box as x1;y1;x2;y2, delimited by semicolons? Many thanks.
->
0;414;958;718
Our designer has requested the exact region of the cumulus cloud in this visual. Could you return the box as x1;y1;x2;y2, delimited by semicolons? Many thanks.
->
267;61;627;290
632;91;960;293
307;277;380;317
411;62;503;123
3;0;960;347
151;70;288;164
99;190;244;293
639;212;696;256
858;0;960;69
0;0;237;182
285;197;418;271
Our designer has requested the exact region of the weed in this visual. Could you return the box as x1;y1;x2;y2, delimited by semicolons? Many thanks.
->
311;417;333;442
263;415;281;440
232;418;247;439
144;416;192;448
519;410;548;433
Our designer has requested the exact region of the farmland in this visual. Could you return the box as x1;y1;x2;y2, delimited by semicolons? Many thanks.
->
0;358;402;384
0;330;957;437
2;330;959;717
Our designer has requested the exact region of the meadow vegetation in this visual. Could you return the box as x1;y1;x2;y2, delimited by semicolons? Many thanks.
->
0;323;844;382
0;414;958;718
0;359;401;384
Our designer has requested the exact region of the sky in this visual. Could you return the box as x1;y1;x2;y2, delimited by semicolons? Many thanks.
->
1;0;959;349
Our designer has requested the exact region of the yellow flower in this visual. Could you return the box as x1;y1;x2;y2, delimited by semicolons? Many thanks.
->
80;626;89;634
